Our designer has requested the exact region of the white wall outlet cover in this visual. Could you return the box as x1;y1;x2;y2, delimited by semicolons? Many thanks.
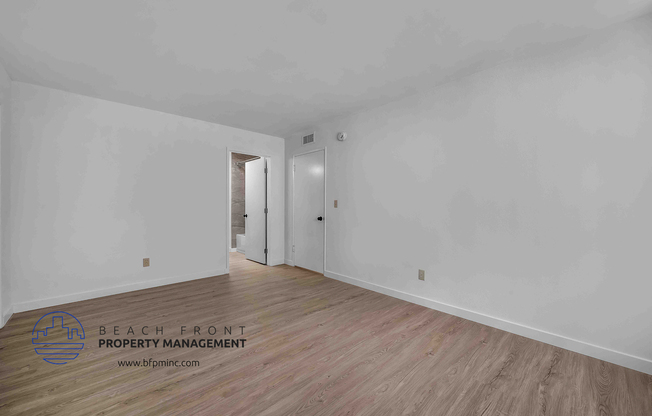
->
337;132;347;141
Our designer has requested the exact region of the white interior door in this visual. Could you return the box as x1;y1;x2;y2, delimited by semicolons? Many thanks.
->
245;157;267;264
294;150;325;273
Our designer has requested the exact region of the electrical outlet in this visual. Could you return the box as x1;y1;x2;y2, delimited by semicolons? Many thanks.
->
418;269;425;281
334;200;338;208
143;258;150;267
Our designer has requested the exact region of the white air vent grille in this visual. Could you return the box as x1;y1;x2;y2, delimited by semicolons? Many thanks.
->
302;133;315;145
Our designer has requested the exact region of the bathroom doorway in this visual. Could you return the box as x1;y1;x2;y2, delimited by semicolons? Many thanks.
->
229;151;268;265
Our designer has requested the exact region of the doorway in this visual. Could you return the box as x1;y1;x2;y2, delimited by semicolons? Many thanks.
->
293;149;326;274
229;151;269;265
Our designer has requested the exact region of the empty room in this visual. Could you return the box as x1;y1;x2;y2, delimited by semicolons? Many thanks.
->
0;1;651;415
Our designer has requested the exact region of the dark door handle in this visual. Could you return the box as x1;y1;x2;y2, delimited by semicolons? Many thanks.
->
243;214;248;218
317;216;323;221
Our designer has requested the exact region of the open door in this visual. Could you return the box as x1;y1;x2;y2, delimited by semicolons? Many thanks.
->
244;157;267;264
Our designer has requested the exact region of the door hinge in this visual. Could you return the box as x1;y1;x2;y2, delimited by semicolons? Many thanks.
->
264;248;268;254
292;245;295;252
264;208;268;214
293;164;296;172
264;167;268;174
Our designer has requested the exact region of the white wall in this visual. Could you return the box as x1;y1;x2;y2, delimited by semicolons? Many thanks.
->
0;61;11;326
285;16;652;373
8;82;284;313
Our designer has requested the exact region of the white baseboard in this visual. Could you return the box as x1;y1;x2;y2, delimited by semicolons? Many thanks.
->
1;304;14;329
268;258;285;267
324;269;652;376
229;248;237;253
12;268;229;314
236;248;245;254
284;259;295;266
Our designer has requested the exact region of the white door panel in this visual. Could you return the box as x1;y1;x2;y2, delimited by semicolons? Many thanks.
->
294;150;325;273
245;158;267;264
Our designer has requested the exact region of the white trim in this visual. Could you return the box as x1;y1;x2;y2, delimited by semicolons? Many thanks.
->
225;149;231;273
12;268;228;314
236;248;245;254
292;147;327;274
284;259;295;267
324;269;652;376
323;148;328;273
265;158;271;265
1;304;13;329
292;147;325;158
229;247;237;253
268;258;285;267
0;104;3;329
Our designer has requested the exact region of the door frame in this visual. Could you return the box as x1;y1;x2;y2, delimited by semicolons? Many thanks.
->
226;148;272;272
292;147;327;274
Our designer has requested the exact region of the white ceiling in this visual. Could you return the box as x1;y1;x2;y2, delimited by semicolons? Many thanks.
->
1;1;651;138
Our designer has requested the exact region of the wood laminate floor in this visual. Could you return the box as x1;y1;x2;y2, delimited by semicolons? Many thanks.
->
0;253;650;415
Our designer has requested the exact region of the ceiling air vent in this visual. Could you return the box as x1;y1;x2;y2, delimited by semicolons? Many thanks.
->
302;132;315;145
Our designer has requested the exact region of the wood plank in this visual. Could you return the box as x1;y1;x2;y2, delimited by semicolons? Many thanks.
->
0;252;650;415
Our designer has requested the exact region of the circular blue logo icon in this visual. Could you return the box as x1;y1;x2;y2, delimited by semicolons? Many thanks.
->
32;311;85;365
